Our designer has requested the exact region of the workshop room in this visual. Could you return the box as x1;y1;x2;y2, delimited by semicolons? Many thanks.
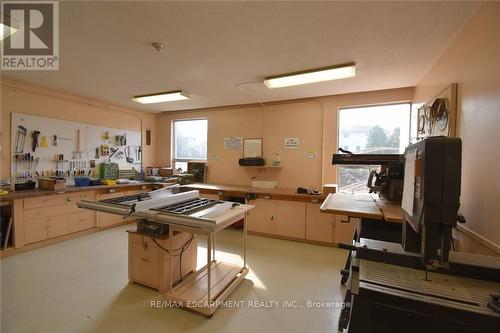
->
1;1;499;332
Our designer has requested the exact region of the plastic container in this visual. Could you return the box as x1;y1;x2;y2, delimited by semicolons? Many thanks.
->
74;177;90;187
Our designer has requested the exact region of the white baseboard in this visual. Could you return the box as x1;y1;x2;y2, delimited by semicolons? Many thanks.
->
457;224;500;254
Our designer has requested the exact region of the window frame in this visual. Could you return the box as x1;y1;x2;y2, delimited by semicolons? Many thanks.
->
171;118;208;166
336;102;413;193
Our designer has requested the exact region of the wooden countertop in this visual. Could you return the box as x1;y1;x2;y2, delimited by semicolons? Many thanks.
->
0;182;172;201
320;192;403;223
184;183;328;202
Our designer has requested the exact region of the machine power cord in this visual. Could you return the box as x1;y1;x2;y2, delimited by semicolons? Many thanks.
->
148;234;197;282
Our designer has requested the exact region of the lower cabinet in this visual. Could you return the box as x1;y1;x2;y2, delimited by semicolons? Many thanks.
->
247;199;357;246
275;200;306;239
247;199;275;234
306;203;334;243
69;211;96;233
47;215;69;238
333;215;358;244
24;218;49;244
23;190;98;245
97;191;128;228
128;231;197;292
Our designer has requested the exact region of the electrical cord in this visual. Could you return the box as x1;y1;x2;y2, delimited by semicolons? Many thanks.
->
148;233;197;281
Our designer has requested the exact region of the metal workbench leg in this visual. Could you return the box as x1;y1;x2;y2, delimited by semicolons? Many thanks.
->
212;233;216;261
243;213;247;268
207;232;212;304
169;227;174;290
340;218;359;285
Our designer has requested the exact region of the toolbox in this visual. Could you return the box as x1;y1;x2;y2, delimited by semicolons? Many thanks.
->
38;177;66;191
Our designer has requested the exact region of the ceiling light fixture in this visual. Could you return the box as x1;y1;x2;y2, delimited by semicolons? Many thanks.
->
132;90;190;104
264;63;356;89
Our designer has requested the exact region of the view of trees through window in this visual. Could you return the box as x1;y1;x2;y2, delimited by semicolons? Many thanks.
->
338;103;411;193
172;119;208;172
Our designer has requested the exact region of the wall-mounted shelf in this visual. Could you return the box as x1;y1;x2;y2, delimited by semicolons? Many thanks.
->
241;165;282;169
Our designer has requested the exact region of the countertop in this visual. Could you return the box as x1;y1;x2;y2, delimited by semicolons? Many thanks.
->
0;182;173;201
184;183;329;201
320;192;403;223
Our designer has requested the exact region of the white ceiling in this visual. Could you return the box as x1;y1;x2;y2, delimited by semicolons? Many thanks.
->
3;1;481;113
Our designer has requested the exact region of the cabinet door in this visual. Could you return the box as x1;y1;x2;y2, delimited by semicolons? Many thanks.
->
47;215;69;238
131;238;160;288
275;201;306;239
69;211;96;233
24;218;48;244
246;199;275;234
97;191;126;227
306;203;334;243
334;215;358;244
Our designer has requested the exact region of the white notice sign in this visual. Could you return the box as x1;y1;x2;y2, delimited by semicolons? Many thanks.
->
284;137;299;149
224;137;243;149
402;150;416;215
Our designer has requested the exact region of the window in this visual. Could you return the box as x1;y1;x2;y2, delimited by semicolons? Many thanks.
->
172;119;207;172
338;103;411;193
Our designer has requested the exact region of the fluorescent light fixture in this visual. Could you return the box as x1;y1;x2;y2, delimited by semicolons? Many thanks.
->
264;63;356;89
0;19;18;41
132;90;190;104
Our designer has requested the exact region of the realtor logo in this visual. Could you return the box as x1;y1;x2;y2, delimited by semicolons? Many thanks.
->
1;1;59;70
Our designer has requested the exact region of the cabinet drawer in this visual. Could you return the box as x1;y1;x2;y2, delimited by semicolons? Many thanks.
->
47;215;69;238
69;211;96;233
24;218;48;244
131;240;160;288
24;207;45;221
69;191;96;203
24;194;68;209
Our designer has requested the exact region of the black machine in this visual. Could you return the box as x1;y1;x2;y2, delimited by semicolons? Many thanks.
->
401;136;462;267
332;149;404;202
137;219;169;236
336;137;500;332
238;157;265;166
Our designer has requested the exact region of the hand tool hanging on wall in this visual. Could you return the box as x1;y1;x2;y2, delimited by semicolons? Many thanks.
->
108;147;119;162
14;125;27;153
52;135;58;146
40;136;49;148
31;130;41;152
125;146;134;163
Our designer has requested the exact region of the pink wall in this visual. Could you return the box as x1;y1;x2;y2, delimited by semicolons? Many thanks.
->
156;87;414;189
413;2;500;250
1;79;157;179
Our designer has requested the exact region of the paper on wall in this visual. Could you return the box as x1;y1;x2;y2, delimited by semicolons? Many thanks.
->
284;137;299;149
224;137;243;149
402;150;416;215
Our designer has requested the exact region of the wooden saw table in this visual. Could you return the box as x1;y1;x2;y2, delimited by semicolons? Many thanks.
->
320;193;403;223
320;192;404;285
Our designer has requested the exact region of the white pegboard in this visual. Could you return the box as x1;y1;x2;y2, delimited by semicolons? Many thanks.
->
11;113;141;181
